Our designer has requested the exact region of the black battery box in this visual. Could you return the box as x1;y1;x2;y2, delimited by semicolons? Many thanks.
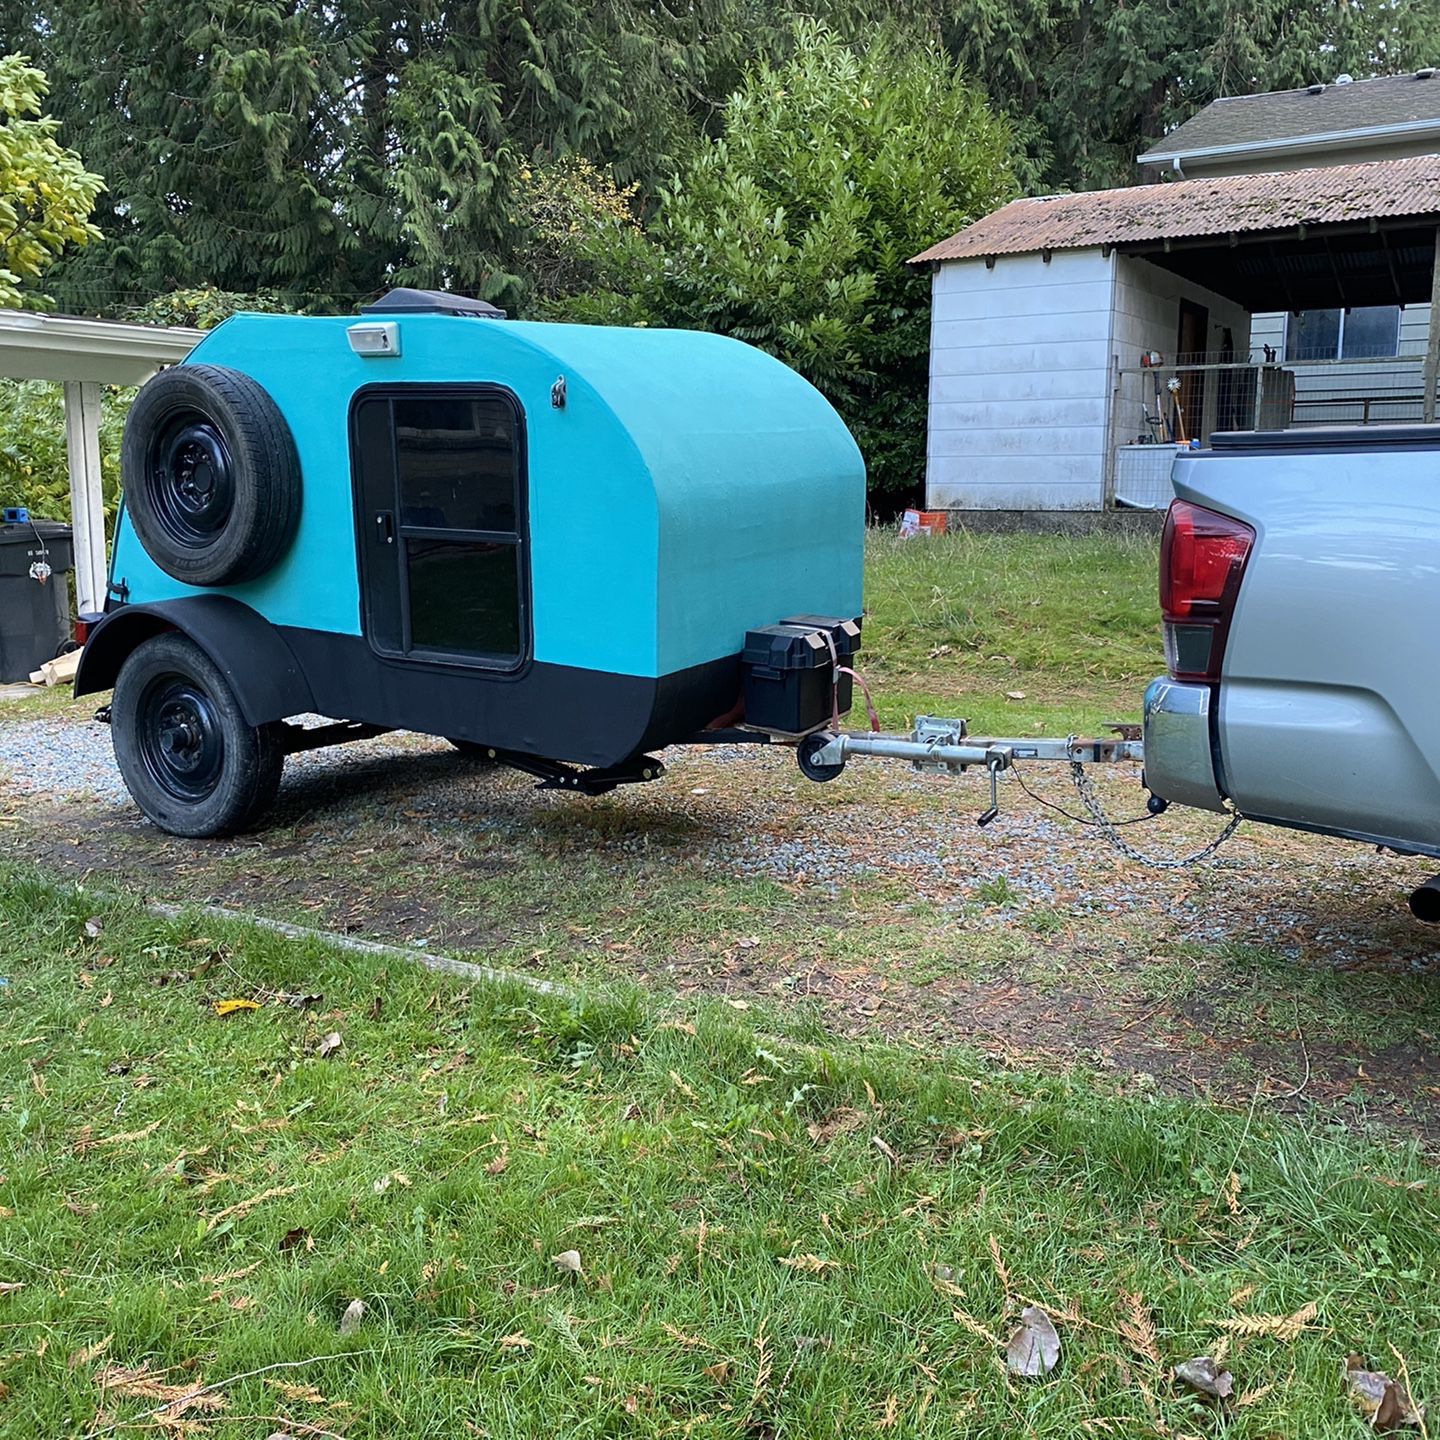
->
741;615;861;737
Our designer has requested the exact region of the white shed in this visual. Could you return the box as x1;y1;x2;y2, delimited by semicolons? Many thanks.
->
911;156;1440;513
923;247;1248;510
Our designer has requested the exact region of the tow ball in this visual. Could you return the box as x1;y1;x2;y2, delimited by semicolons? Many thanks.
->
794;716;1145;828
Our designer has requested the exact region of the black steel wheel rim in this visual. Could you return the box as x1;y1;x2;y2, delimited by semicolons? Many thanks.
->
138;674;225;802
147;411;236;547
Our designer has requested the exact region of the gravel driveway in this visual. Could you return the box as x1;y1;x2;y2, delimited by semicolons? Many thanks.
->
5;696;1439;1137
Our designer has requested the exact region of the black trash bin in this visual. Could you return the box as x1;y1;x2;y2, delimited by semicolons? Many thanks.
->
0;519;74;682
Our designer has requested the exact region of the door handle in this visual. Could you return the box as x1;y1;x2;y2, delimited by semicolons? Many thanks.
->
375;511;395;544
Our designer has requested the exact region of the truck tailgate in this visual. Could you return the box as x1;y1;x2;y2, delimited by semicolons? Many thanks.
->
1172;427;1440;852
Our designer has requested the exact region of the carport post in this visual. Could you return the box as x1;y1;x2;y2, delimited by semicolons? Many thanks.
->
1425;227;1440;426
63;380;107;613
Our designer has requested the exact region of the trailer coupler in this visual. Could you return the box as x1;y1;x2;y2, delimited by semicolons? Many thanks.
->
795;715;1144;826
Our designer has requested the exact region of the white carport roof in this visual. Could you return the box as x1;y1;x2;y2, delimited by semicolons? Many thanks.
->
0;307;201;385
1;308;204;617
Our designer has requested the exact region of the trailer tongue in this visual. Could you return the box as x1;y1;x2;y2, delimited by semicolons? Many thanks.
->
794;719;1144;826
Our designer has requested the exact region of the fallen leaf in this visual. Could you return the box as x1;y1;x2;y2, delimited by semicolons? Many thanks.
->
1345;1355;1424;1431
277;1227;312;1253
206;1184;297;1229
83;917;104;939
806;1108;867;1144
1006;1305;1061;1378
986;1234;1012;1295
1214;1299;1317;1341
1173;1355;1233;1400
68;1334;113;1369
778;1254;841;1274
952;1307;1004;1347
871;1135;899;1165
338;1298;365;1335
1118;1290;1162;1367
703;1360;732;1383
316;1031;343;1059
552;1249;583;1275
1237;1380;1276;1407
1223;1170;1243;1214
280;992;322;1009
213;998;260;1017
267;1378;327;1405
499;1332;532;1350
1005;690;1027;701
94;1363;224;1415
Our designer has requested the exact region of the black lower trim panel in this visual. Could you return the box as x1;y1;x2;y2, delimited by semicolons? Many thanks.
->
279;627;739;768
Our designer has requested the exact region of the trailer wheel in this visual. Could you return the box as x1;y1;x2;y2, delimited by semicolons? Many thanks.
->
797;732;845;783
122;364;301;586
111;632;284;837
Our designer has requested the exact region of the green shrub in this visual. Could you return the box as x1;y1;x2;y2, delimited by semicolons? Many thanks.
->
0;379;131;529
545;24;1016;506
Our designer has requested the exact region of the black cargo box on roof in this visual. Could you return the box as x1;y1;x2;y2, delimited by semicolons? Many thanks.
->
361;288;507;319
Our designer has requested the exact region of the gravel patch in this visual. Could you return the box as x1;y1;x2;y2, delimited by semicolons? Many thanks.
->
0;712;448;808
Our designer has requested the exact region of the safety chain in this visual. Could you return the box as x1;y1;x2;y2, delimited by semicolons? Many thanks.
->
1068;753;1242;870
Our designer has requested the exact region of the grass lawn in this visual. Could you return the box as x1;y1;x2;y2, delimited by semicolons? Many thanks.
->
861;527;1161;735
2;866;1435;1438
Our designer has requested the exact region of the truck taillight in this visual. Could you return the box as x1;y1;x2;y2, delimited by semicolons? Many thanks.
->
1160;499;1254;683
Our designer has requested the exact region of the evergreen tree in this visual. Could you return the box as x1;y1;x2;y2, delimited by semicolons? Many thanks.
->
616;24;1017;505
6;0;875;312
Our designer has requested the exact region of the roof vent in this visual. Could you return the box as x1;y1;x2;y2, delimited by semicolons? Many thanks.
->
1334;72;1354;85
361;287;507;319
1418;67;1437;80
1306;82;1325;94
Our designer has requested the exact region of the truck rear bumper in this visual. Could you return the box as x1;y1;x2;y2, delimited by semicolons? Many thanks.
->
1142;677;1227;813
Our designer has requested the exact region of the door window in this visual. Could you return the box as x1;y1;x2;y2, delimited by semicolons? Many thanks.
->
352;387;527;667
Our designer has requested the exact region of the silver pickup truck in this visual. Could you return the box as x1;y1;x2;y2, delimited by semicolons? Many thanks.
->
1143;426;1440;915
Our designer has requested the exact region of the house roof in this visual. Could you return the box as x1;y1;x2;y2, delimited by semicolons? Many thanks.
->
909;155;1440;266
1137;70;1440;167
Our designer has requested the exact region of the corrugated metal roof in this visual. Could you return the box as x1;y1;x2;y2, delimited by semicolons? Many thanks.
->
909;156;1440;265
1137;71;1440;164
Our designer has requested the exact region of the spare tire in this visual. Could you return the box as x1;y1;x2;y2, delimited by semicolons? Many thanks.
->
122;363;301;587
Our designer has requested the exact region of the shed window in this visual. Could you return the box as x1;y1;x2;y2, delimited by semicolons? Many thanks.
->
1285;306;1400;362
352;387;528;667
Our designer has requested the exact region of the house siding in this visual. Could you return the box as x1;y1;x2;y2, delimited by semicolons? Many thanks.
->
1250;303;1431;421
924;249;1116;511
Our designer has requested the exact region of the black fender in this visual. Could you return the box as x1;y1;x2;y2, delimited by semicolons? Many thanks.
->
75;597;317;726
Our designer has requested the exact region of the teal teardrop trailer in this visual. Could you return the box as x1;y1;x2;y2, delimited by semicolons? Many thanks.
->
76;292;866;836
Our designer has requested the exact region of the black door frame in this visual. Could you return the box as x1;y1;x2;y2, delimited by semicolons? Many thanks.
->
348;382;533;675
